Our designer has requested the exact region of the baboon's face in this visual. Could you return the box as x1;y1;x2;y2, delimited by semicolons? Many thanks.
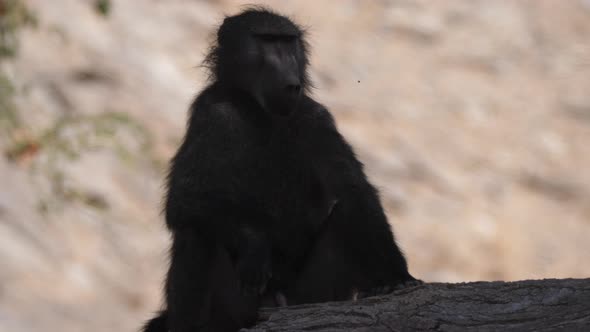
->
238;32;305;115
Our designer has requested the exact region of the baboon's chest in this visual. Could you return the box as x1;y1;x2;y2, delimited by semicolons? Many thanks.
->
238;120;333;223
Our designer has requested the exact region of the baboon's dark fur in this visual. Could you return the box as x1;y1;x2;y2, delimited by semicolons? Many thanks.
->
142;7;417;332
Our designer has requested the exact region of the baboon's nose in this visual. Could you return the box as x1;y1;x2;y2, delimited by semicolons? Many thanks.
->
284;74;301;95
286;84;301;94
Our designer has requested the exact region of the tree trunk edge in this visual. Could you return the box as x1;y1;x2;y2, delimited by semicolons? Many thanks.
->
244;278;590;331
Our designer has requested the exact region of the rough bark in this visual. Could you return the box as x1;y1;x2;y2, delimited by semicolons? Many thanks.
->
244;278;590;332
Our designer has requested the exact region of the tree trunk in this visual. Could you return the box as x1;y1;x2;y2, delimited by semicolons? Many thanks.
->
244;278;590;331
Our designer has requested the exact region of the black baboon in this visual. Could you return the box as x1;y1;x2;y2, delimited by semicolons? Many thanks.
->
142;7;419;332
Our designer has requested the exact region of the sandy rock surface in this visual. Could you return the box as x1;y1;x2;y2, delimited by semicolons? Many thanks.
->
0;1;589;331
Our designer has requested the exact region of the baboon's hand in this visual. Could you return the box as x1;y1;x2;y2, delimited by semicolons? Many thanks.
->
235;228;272;296
237;251;272;296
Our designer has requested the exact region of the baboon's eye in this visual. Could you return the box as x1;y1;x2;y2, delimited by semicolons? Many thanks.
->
255;33;297;43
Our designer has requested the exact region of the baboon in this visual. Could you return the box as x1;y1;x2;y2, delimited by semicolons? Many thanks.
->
142;7;419;332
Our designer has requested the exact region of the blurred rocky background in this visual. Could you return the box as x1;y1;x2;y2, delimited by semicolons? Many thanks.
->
0;0;589;331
